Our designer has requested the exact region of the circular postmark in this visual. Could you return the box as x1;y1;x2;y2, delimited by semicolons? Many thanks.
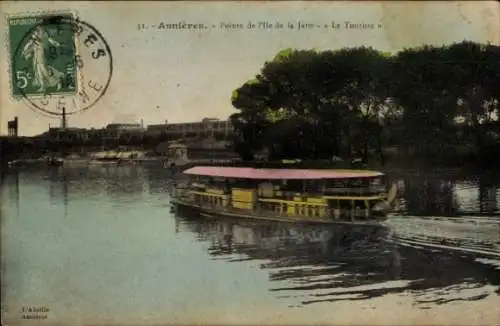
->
12;14;113;116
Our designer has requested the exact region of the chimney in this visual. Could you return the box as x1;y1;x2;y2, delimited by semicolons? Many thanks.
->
140;119;144;128
61;107;67;129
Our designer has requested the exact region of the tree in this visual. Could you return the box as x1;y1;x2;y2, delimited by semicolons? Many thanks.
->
444;42;500;154
231;47;392;161
389;45;458;157
231;76;273;160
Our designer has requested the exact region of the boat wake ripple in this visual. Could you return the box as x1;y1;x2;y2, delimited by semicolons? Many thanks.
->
177;214;500;309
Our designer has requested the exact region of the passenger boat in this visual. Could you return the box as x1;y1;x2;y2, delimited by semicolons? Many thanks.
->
88;151;139;166
171;165;398;226
87;157;121;166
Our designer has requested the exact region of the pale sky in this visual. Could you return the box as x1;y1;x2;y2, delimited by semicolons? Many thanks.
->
0;1;498;136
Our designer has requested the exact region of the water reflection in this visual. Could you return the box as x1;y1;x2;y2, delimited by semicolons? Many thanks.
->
177;213;500;308
478;174;498;214
45;166;148;200
391;172;500;217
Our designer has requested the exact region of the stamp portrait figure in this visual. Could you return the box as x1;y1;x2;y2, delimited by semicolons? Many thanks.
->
21;25;64;92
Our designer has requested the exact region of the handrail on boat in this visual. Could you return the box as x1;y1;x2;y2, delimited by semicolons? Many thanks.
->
173;186;387;201
324;186;387;194
173;197;380;221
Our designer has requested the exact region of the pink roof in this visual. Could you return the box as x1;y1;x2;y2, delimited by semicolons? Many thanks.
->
183;166;384;180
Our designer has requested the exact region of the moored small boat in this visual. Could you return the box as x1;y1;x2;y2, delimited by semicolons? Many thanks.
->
7;156;64;168
171;165;397;226
88;151;140;166
87;157;121;166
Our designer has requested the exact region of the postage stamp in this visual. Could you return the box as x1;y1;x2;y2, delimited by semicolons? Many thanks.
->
8;12;77;98
7;12;113;116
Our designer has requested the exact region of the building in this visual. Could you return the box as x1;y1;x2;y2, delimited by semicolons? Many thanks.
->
146;120;169;136
42;127;91;142
105;123;145;133
7;117;18;137
151;118;233;138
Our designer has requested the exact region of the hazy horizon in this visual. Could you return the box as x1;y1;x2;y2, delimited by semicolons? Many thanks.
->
1;1;498;136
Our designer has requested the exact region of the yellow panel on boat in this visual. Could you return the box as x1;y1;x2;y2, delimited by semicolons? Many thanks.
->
188;190;229;198
307;197;326;204
259;198;284;204
232;188;253;193
232;201;253;209
323;195;382;201
258;198;327;207
232;189;256;203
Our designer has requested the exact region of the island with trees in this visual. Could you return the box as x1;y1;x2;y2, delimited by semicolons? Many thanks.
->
230;41;500;169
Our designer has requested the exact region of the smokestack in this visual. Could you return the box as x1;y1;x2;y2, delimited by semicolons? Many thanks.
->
61;107;67;129
140;119;144;128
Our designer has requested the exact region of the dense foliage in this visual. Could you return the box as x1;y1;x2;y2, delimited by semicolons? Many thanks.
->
230;42;500;166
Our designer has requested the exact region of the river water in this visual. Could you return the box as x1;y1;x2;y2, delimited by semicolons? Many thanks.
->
1;166;499;325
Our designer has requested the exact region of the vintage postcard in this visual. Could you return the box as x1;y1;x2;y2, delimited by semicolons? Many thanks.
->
1;1;499;325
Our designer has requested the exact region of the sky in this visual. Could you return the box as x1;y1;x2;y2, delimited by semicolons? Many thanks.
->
0;1;499;136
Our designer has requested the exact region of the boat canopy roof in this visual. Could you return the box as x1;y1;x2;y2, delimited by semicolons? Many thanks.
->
183;166;384;180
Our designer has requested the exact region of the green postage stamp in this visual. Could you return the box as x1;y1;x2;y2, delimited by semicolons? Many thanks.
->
7;12;78;98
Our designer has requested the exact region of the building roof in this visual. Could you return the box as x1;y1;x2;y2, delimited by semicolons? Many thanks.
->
106;123;142;128
183;166;384;180
147;124;168;129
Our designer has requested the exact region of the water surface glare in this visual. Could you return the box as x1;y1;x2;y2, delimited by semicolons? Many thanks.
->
1;166;499;325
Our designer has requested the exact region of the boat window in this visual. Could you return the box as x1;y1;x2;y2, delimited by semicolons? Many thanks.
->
327;179;346;188
327;178;372;188
232;178;254;188
353;200;367;209
191;181;206;189
338;200;352;209
282;180;302;192
350;179;363;187
199;176;211;184
304;180;321;194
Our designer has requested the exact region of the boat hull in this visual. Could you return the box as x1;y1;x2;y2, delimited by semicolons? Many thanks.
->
171;199;388;227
